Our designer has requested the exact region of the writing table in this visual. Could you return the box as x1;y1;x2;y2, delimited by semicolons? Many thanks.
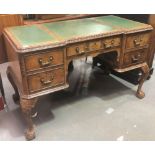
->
3;15;153;140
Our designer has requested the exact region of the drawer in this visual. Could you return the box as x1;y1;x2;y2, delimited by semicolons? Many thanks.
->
103;37;121;49
123;49;147;67
24;49;64;72
67;43;87;57
88;40;102;51
27;68;65;92
126;32;150;49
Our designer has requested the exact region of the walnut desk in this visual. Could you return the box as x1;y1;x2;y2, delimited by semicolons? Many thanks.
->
3;15;153;140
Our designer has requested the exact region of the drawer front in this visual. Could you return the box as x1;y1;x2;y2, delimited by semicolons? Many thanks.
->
126;32;150;49
88;40;102;51
24;49;64;72
27;68;65;92
123;49;147;67
103;37;121;49
67;43;86;57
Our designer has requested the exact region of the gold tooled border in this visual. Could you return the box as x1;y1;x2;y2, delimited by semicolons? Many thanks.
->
90;17;125;31
35;24;64;41
3;29;65;52
91;15;153;34
4;26;66;52
4;28;22;49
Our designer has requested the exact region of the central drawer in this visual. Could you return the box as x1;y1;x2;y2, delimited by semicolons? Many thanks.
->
24;49;64;72
88;40;102;51
102;37;121;49
27;68;65;93
66;36;121;57
66;43;87;57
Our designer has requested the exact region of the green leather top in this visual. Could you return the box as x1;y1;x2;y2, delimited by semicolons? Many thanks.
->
9;25;59;47
43;18;115;40
95;16;147;29
5;15;152;51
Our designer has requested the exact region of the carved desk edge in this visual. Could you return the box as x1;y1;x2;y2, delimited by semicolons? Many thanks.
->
3;22;153;53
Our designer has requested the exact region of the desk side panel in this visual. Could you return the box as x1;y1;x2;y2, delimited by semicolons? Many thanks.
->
4;34;28;96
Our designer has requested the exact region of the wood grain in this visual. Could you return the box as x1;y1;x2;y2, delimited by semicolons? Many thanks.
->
0;14;23;63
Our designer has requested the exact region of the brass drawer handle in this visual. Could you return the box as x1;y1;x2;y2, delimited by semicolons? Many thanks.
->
75;47;85;54
85;46;89;51
40;75;54;85
75;47;80;53
104;42;112;49
111;39;114;44
91;42;99;49
93;42;97;46
134;39;141;46
131;54;141;63
85;43;89;51
40;79;52;85
38;56;53;67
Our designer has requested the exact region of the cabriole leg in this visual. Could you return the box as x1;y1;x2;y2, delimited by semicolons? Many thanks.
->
20;98;38;140
136;64;150;99
6;67;19;102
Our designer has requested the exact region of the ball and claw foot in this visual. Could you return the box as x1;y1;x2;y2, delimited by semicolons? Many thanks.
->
136;91;145;99
25;128;36;141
